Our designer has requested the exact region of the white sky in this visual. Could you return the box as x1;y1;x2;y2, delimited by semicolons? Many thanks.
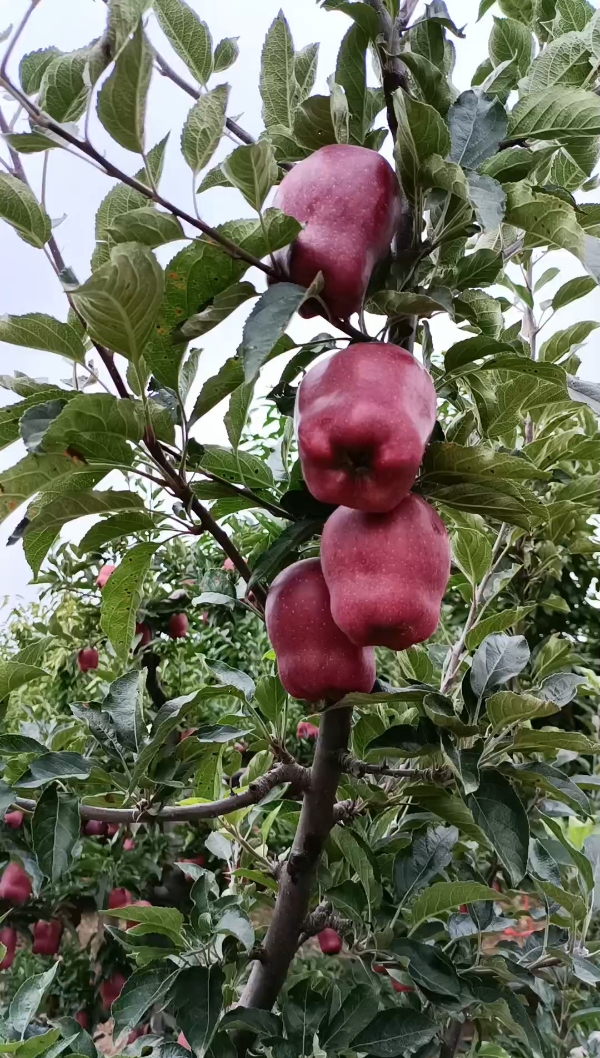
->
0;0;599;608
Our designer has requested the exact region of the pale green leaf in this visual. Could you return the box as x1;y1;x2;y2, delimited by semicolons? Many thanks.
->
107;0;149;58
154;0;213;85
100;545;158;660
0;313;85;363
19;47;62;94
508;87;600;142
0;173;51;248
260;11;295;129
107;206;184;248
221;140;278;212
181;85;229;173
0;452;82;524
410;881;499;929
9;964;60;1038
213;37;240;74
489;16;534;74
97;24;152;154
448;89;508;168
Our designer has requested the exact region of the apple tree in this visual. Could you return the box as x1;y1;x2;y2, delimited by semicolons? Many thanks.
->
1;1;600;1057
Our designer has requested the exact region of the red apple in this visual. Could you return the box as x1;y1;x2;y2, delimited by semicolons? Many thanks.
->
179;727;197;742
318;928;342;955
392;980;415;993
297;343;436;512
265;558;375;702
372;963;388;975
99;971;127;1011
178;1032;191;1051
200;611;209;625
0;926;17;970
222;557;235;572
135;622;152;647
74;1011;89;1030
123;837;135;851
272;144;404;320
0;862;31;904
4;810;23;829
169;613;189;639
106;824;119;839
321;495;451;650
96;564;116;589
84;820;106;837
108;887;133;910
296;720;319;740
77;647;99;673
32;919;63;956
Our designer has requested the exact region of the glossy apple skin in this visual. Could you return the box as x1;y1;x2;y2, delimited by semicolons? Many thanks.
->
297;343;436;513
265;558;375;703
32;919;63;956
318;928;342;954
108;887;132;909
273;144;404;320
0;862;32;904
321;495;450;650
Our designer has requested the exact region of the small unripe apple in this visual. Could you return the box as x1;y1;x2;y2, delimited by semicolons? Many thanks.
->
178;1032;191;1051
272;144;405;320
318;927;342;955
266;558;375;702
77;647;99;673
321;495;451;650
0;926;17;970
108;887;132;909
96;564;116;589
135;622;152;647
169;613;189;639
74;1011;89;1030
99;971;127;1011
32;919;63;956
297;343;436;512
392;980;415;993
0;862;31;904
296;720;319;740
84;820;106;837
4;810;23;829
222;557;235;572
123;837;135;851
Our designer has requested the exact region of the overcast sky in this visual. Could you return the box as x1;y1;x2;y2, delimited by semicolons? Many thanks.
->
0;0;599;609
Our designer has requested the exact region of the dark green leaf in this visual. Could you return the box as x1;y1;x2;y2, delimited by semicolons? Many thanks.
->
321;987;376;1051
0;173;51;248
31;783;79;883
467;770;529;885
394;825;458;904
249;520;318;587
100;544;158;660
241;284;309;382
154;0;213;85
97;24;152;154
170;966;224;1058
470;633;530;698
102;670;146;753
392;939;461;995
448;89;508;168
351;1010;438;1057
9;964;60;1038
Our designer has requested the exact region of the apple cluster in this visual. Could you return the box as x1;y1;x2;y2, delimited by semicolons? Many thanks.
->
266;146;451;704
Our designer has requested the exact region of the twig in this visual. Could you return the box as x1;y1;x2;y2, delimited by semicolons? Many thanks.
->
0;0;40;81
154;52;255;148
339;753;451;783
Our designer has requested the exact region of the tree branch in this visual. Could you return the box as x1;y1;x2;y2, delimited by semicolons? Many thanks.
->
154;52;255;148
238;707;352;1016
13;762;307;824
339;753;452;783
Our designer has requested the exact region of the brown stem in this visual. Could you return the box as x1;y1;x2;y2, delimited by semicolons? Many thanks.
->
238;707;352;1013
154;53;255;148
340;753;450;782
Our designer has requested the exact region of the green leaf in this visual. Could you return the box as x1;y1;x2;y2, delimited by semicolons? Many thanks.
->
293;95;337;151
154;0;213;85
394;825;458;905
224;381;254;449
552;275;596;310
207;659;255;701
169;966;224;1058
515;761;590;814
321;986;376;1052
19;47;62;94
241;283;309;382
0;637;53;702
410;881;499;929
24;492;145;577
193;443;274;490
181;85;229;173
422;154;469;197
455;249;503;290
506;196;584;255
108;207;184;248
486;690;556;732
222;140;279;212
536;879;586;919
448;89;508;168
67;243;164;363
508;87;600;142
392;939;461;995
539;320;599;362
40;393;147;463
112;964;178;1039
336;24;380;144
334;825;380;915
107;0;150;58
467;172;506;231
400;50;453;114
38;51;91;123
528;31;592;91
17;751;91;788
97;24;152;154
0;391;71;454
180;282;256;341
454;288;504;337
102;670;146;754
510;729;600;754
489;16;534;74
469;776;527;885
249;521;318;588
31;782;79;883
20;398;68;455
9;964;60;1038
215;908;254;950
479;145;537;182
0;452;83;524
78;510;157;554
0;173;51;248
2;131;60;154
100;545;158;661
108;904;184;933
294;41;319;103
213;37;240;73
0;313;85;364
452;527;492;584
470;633;530;698
556;0;595;32
191;356;244;422
351;1010;438;1057
260;11;295;129
371;289;453;318
393;89;450;199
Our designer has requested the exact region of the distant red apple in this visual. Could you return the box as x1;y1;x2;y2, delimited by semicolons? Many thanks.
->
318;928;342;955
84;820;106;837
0;862;31;903
108;887;132;909
99;971;127;1011
372;963;388;975
392;980;415;993
123;837;135;851
4;810;23;829
77;647;99;673
169;613;189;639
200;611;209;625
0;926;17;970
32;919;63;956
74;1011;89;1030
135;622;152;647
178;1032;190;1051
106;823;119;838
296;720;319;740
96;564;116;589
222;557;235;572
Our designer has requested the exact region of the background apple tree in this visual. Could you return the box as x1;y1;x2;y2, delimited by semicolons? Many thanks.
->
1;1;600;1057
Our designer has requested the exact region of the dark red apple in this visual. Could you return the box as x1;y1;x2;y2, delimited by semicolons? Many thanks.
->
135;622;152;647
99;971;126;1011
78;647;99;673
169;613;189;639
392;980;415;993
296;720;319;739
0;862;31;903
108;887;132;909
4;810;23;829
321;495;450;650
318;927;342;954
297;343;436;512
84;820;107;837
32;919;63;955
0;926;17;970
74;1011;89;1030
265;558;375;702
272;144;404;320
96;564;116;589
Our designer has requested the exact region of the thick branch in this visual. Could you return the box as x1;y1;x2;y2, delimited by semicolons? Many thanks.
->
13;762;306;824
238;707;352;1013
